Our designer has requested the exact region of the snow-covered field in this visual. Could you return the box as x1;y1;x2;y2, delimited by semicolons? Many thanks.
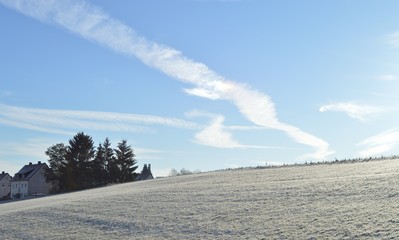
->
2;159;399;239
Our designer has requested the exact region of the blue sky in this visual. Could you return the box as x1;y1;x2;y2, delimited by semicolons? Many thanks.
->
2;0;399;177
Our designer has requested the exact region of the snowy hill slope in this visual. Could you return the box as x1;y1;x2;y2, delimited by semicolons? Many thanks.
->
2;159;399;239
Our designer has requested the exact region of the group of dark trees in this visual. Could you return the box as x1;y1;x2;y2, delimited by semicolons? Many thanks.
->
45;132;138;193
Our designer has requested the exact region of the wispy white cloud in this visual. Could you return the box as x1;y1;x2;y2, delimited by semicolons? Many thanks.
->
0;160;22;175
0;91;13;97
275;123;334;160
188;110;297;150
184;88;221;100
0;137;59;174
376;74;398;81
357;128;399;157
193;114;248;148
0;138;53;159
371;91;399;99
386;31;399;48
0;0;332;160
225;125;267;131
135;148;164;160
0;103;199;134
187;110;250;148
0;116;74;135
0;137;61;174
319;102;384;121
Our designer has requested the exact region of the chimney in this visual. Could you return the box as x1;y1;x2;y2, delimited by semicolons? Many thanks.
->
38;161;41;164
148;164;151;172
29;162;32;165
1;171;4;174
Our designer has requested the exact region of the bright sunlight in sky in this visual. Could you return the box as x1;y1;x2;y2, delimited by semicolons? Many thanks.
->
1;0;399;176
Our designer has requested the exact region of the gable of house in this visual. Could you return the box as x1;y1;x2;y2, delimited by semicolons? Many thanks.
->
0;172;11;182
13;162;44;181
11;162;50;198
27;164;50;195
0;172;11;198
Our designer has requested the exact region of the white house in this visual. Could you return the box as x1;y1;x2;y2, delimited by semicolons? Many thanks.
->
0;171;11;199
11;161;51;199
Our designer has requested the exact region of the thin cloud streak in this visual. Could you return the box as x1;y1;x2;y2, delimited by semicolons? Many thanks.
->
357;128;399;157
386;31;399;48
0;91;13;97
0;138;60;174
376;74;398;81
319;102;383;121
0;116;74;135
371;92;399;99
135;148;164;160
0;160;21;175
0;138;53;159
0;103;199;134
0;0;332;160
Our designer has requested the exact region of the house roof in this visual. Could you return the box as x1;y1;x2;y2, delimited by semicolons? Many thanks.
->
12;162;47;181
136;171;154;181
0;172;10;181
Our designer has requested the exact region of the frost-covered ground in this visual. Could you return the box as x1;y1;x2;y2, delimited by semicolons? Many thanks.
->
2;159;399;239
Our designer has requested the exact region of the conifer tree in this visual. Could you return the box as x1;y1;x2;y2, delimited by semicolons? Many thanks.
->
114;139;138;182
103;138;118;183
92;143;108;186
65;132;95;190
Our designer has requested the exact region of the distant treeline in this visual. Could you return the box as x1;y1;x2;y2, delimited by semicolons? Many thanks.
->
169;168;201;177
45;132;137;193
222;155;399;172
167;155;399;177
286;155;399;168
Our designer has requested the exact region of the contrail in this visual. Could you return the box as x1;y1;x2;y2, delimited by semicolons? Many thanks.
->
0;103;199;134
0;0;333;160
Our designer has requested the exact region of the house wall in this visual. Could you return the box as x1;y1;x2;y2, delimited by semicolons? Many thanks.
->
0;175;11;198
28;165;50;195
10;181;28;199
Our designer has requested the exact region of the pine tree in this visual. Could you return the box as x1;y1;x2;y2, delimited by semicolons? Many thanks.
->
114;139;138;183
92;138;116;185
65;132;95;190
103;138;118;184
103;138;116;183
92;143;108;186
